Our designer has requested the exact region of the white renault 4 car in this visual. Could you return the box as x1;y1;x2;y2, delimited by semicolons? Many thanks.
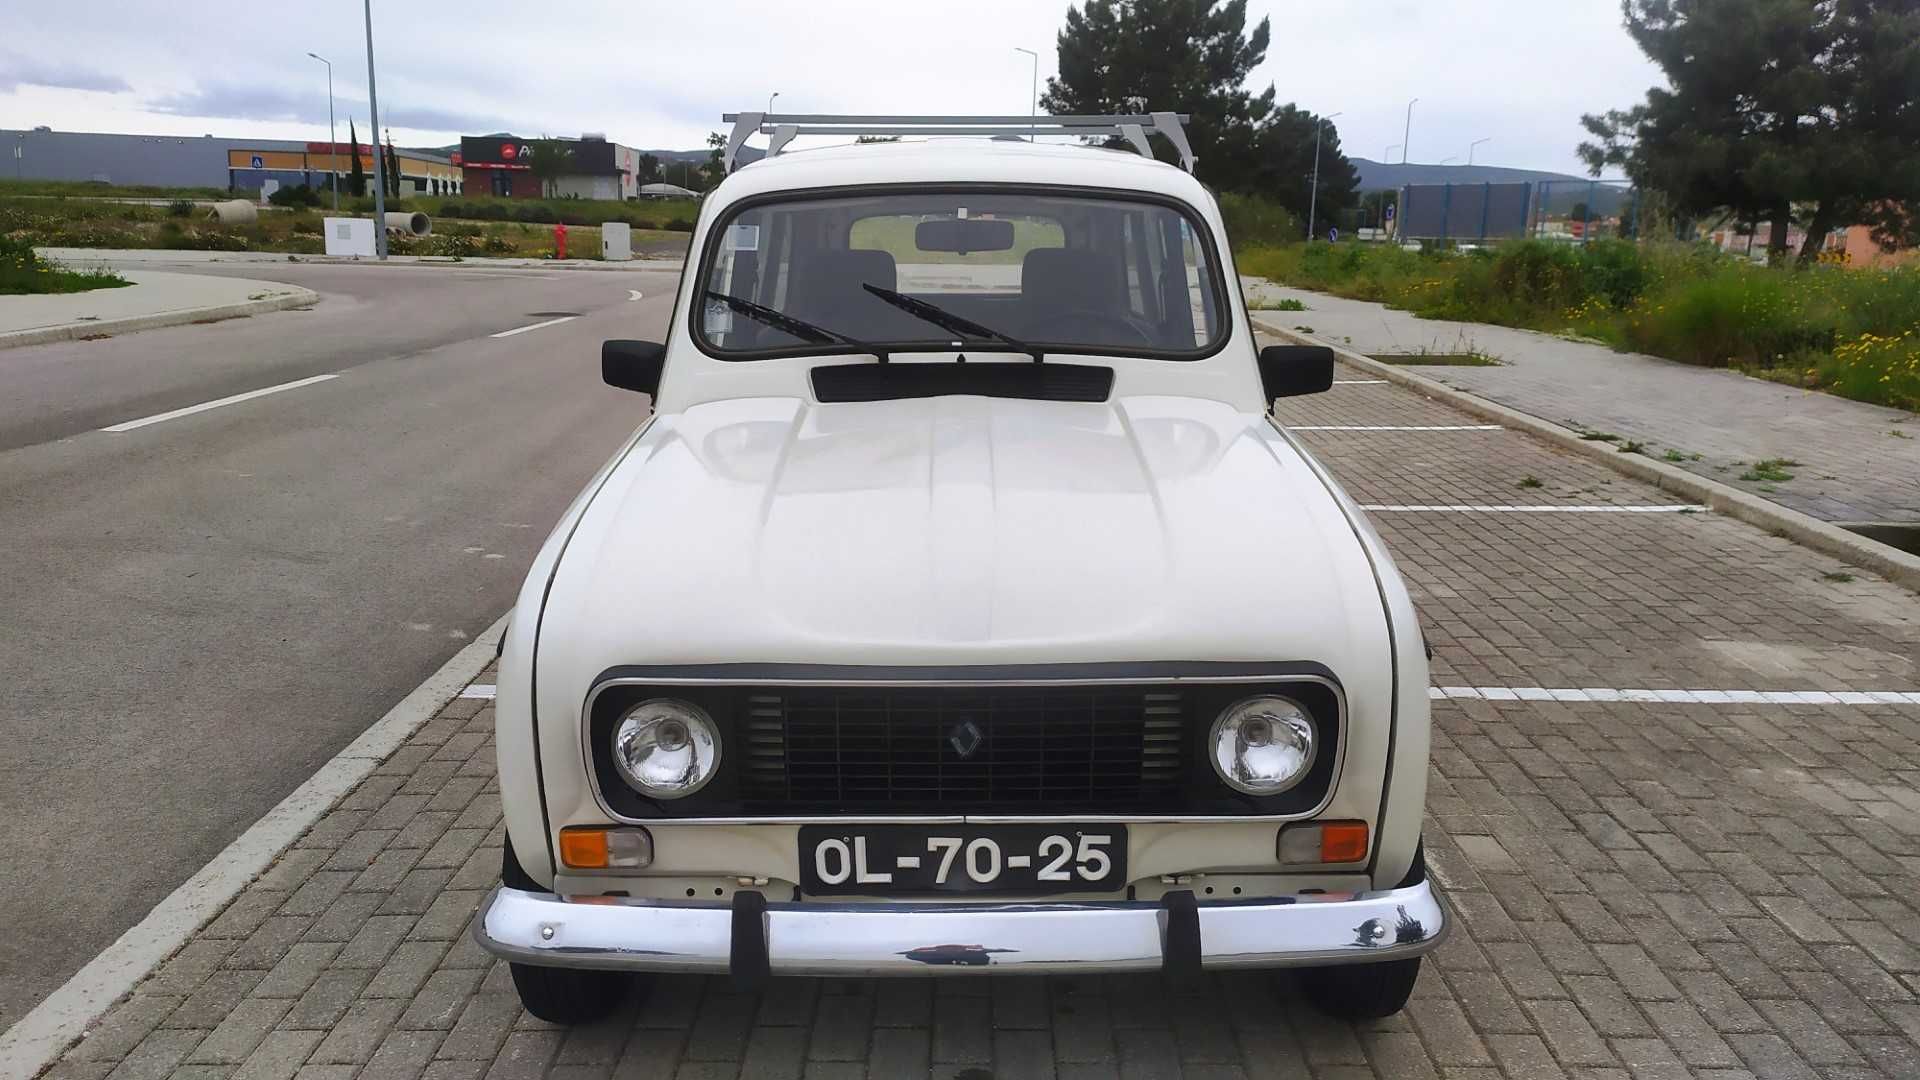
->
476;112;1445;1024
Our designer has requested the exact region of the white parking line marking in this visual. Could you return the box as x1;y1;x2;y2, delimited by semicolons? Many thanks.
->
1432;686;1920;706
461;684;497;699
100;374;340;432
0;618;510;1080
490;315;578;338
1288;424;1503;431
1362;504;1698;514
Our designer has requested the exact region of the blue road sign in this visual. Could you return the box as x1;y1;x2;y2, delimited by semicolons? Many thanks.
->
1384;203;1396;221
1329;227;1339;243
250;155;264;169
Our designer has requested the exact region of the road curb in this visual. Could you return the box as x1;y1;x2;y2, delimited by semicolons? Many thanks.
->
0;615;508;1080
1254;315;1920;593
0;286;320;351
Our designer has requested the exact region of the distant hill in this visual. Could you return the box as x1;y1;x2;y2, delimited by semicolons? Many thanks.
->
1353;159;1633;215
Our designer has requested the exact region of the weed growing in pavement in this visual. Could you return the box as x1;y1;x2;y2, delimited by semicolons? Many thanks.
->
1618;440;1647;454
1579;431;1622;441
0;236;129;295
1824;571;1857;583
1891;429;1913;439
1739;458;1800;483
1517;475;1544;489
1250;297;1308;311
1658;449;1701;462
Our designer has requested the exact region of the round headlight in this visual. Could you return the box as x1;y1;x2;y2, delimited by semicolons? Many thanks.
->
611;699;720;799
1209;696;1316;796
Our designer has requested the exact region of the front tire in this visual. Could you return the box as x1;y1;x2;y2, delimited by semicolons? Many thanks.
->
1300;956;1421;1019
500;836;639;1024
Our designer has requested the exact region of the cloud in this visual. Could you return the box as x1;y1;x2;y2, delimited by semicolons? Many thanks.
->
0;54;132;94
148;81;517;135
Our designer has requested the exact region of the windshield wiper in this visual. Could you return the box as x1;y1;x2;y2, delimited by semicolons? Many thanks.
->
703;290;887;358
861;283;1045;363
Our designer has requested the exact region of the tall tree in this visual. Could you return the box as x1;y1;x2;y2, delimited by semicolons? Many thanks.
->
1040;0;1275;191
637;153;662;185
1251;105;1360;226
347;118;366;198
526;139;572;198
1580;0;1920;264
384;134;401;199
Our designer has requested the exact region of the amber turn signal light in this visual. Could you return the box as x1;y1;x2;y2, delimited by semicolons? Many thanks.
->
1276;821;1370;865
558;826;654;869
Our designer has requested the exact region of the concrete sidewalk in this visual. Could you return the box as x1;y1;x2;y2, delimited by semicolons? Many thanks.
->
1244;278;1920;527
39;249;681;273
0;269;317;349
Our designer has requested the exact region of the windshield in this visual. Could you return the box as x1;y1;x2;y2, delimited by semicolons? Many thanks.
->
694;189;1227;359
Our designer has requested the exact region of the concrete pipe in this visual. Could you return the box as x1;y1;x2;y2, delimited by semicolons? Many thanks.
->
208;200;258;225
384;212;431;237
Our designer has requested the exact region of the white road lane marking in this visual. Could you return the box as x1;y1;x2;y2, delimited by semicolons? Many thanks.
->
100;374;340;433
1362;504;1699;513
628;289;644;301
490;315;578;338
0;618;510;1080
1432;686;1920;706
1288;424;1503;431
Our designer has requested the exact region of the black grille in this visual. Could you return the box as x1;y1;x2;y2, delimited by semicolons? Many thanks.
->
738;688;1186;811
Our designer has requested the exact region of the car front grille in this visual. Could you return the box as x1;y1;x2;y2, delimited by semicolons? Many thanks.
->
737;687;1187;812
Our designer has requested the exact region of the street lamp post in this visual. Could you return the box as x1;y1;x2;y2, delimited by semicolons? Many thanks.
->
1402;98;1418;164
307;52;337;210
1013;47;1039;141
362;0;387;258
1440;156;1459;166
767;91;779;118
1307;111;1342;242
1469;137;1490;165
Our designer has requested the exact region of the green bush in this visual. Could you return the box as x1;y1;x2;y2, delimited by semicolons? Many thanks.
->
1217;193;1301;249
267;184;324;209
166;199;197;217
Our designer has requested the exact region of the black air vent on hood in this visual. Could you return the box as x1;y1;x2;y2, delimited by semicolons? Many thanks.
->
810;362;1114;403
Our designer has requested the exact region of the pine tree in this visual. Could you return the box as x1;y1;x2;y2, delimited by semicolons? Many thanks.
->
348;119;366;198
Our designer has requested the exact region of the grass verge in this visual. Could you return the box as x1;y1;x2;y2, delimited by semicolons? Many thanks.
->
1237;239;1920;411
1;237;129;295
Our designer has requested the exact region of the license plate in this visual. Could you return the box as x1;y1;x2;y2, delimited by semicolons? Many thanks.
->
799;825;1127;895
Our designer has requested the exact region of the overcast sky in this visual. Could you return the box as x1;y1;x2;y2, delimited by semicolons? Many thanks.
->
2;1;1658;177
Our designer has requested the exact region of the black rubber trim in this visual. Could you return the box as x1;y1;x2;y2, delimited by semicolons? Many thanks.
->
1161;889;1201;978
730;890;771;989
811;361;1114;403
590;660;1340;686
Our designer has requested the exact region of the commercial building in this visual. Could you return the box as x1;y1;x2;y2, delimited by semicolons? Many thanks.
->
457;134;641;200
226;143;461;195
4;126;458;195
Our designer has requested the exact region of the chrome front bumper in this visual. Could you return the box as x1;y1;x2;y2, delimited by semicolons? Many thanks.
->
472;880;1448;976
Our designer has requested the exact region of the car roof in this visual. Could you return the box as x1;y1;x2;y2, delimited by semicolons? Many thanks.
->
716;137;1212;205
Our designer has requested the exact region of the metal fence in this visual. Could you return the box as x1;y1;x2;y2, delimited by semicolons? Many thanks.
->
1389;178;1641;244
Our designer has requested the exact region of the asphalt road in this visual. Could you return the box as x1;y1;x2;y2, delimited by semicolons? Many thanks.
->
0;259;681;1028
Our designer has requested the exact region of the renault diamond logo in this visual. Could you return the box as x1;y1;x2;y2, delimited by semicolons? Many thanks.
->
947;720;984;758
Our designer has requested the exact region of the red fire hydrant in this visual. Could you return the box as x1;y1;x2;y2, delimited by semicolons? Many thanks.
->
553;221;568;260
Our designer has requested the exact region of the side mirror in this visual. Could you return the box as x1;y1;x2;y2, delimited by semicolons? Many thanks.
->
603;340;666;397
1257;344;1335;404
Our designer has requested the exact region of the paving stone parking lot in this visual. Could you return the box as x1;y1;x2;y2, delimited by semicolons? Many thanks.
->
30;361;1920;1080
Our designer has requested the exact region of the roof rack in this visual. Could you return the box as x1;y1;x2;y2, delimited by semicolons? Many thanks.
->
720;112;1196;174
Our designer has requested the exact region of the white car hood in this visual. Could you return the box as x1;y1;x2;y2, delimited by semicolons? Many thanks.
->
536;393;1391;676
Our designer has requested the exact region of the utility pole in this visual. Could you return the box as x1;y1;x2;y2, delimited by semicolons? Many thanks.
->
1307;111;1342;242
363;0;387;258
1013;47;1039;141
307;53;337;209
1468;137;1490;166
1402;98;1418;164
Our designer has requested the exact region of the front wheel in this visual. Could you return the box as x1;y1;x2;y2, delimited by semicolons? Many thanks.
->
1298;956;1422;1019
501;835;641;1024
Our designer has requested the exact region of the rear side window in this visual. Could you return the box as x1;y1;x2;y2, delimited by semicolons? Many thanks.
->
695;188;1227;359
